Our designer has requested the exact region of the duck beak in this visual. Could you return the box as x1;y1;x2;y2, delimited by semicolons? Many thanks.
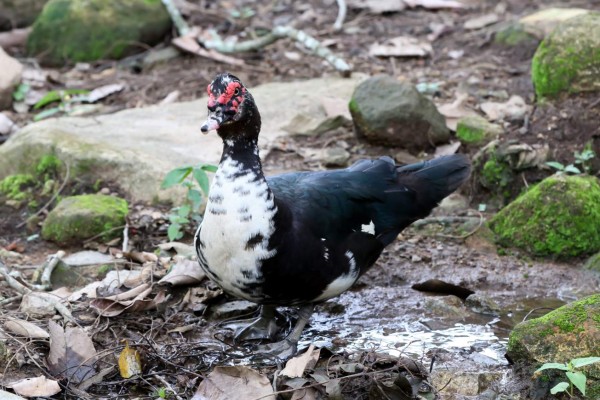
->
200;108;224;134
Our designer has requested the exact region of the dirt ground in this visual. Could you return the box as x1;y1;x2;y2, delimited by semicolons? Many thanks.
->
1;0;600;399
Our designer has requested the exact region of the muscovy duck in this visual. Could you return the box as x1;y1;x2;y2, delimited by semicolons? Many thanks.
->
195;73;471;358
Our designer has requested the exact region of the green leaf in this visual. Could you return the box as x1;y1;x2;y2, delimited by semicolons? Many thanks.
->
201;164;218;173
167;224;183;241
566;371;586;395
550;382;570;394
161;166;192;189
34;89;90;109
187;189;202;210
545;161;565;171
564;164;581;174
12;83;30;101
536;363;569;372
178;204;191;218
571;357;600;368
33;107;62;121
192;168;210;195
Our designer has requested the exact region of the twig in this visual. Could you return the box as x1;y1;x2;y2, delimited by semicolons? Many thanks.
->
17;162;71;229
0;294;23;306
161;0;190;36
122;223;129;253
31;250;65;291
202;26;351;74
154;374;185;400
0;259;76;323
333;0;347;31
412;216;479;228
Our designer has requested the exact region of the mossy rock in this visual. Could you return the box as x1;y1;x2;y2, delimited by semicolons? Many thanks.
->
495;23;539;46
507;294;600;382
531;12;600;98
349;76;449;152
42;194;128;244
456;115;502;147
584;251;600;272
27;0;171;66
488;175;600;257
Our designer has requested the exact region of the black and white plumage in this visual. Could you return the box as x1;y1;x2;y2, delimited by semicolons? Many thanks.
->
195;73;471;357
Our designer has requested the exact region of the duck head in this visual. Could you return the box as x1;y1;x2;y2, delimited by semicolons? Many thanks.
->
200;73;260;142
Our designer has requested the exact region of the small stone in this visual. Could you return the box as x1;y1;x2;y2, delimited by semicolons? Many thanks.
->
27;0;172;65
209;300;257;319
41;194;129;245
349;76;449;152
411;254;422;262
0;113;17;135
465;293;501;315
323;147;350;167
0;47;23;110
456;115;503;147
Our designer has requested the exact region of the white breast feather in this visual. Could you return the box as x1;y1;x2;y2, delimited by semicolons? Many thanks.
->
198;157;277;300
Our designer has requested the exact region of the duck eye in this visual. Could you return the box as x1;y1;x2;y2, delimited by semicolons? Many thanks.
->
234;88;240;96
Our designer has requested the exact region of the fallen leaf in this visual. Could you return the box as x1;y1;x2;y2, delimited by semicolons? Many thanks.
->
118;341;142;378
291;387;320;400
90;287;166;317
480;95;531;121
3;319;50;339
437;93;478;130
191;366;275;400
281;345;321;378
9;376;61;397
434;141;461;157
62;251;117;267
464;13;499;30
47;321;97;384
404;0;464;8
159;258;206;286
19;292;60;317
73;83;124;103
369;36;433;57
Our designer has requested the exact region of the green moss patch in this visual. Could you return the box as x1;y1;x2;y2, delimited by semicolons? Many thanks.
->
495;24;538;46
531;12;600;98
0;174;35;202
488;175;600;257
507;294;600;379
27;0;171;65
41;194;128;244
456;115;502;147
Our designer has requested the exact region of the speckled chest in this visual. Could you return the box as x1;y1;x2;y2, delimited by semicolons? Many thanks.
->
195;156;278;301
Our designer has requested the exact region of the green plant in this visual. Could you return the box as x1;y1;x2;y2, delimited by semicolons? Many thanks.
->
161;163;217;241
152;387;171;399
534;357;600;397
12;83;30;102
546;149;596;175
33;89;90;121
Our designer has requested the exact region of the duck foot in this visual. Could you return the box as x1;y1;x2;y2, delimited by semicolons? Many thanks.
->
232;305;279;342
252;304;314;361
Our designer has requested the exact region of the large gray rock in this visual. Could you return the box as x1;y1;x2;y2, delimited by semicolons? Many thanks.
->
0;0;48;31
349;76;449;152
532;12;600;98
27;0;172;65
0;47;22;110
0;76;362;203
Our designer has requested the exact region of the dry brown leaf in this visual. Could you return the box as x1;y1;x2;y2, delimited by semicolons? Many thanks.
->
9;376;61;397
191;366;275;400
90;287;161;317
369;36;433;57
437;93;478;130
480;95;531;121
281;345;321;378
464;13;499;30
118;341;142;379
47;321;97;384
105;283;151;301
173;29;245;66
159;258;206;286
3;319;50;339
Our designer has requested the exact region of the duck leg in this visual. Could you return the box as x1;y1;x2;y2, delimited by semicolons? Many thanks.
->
233;305;279;342
255;304;314;360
